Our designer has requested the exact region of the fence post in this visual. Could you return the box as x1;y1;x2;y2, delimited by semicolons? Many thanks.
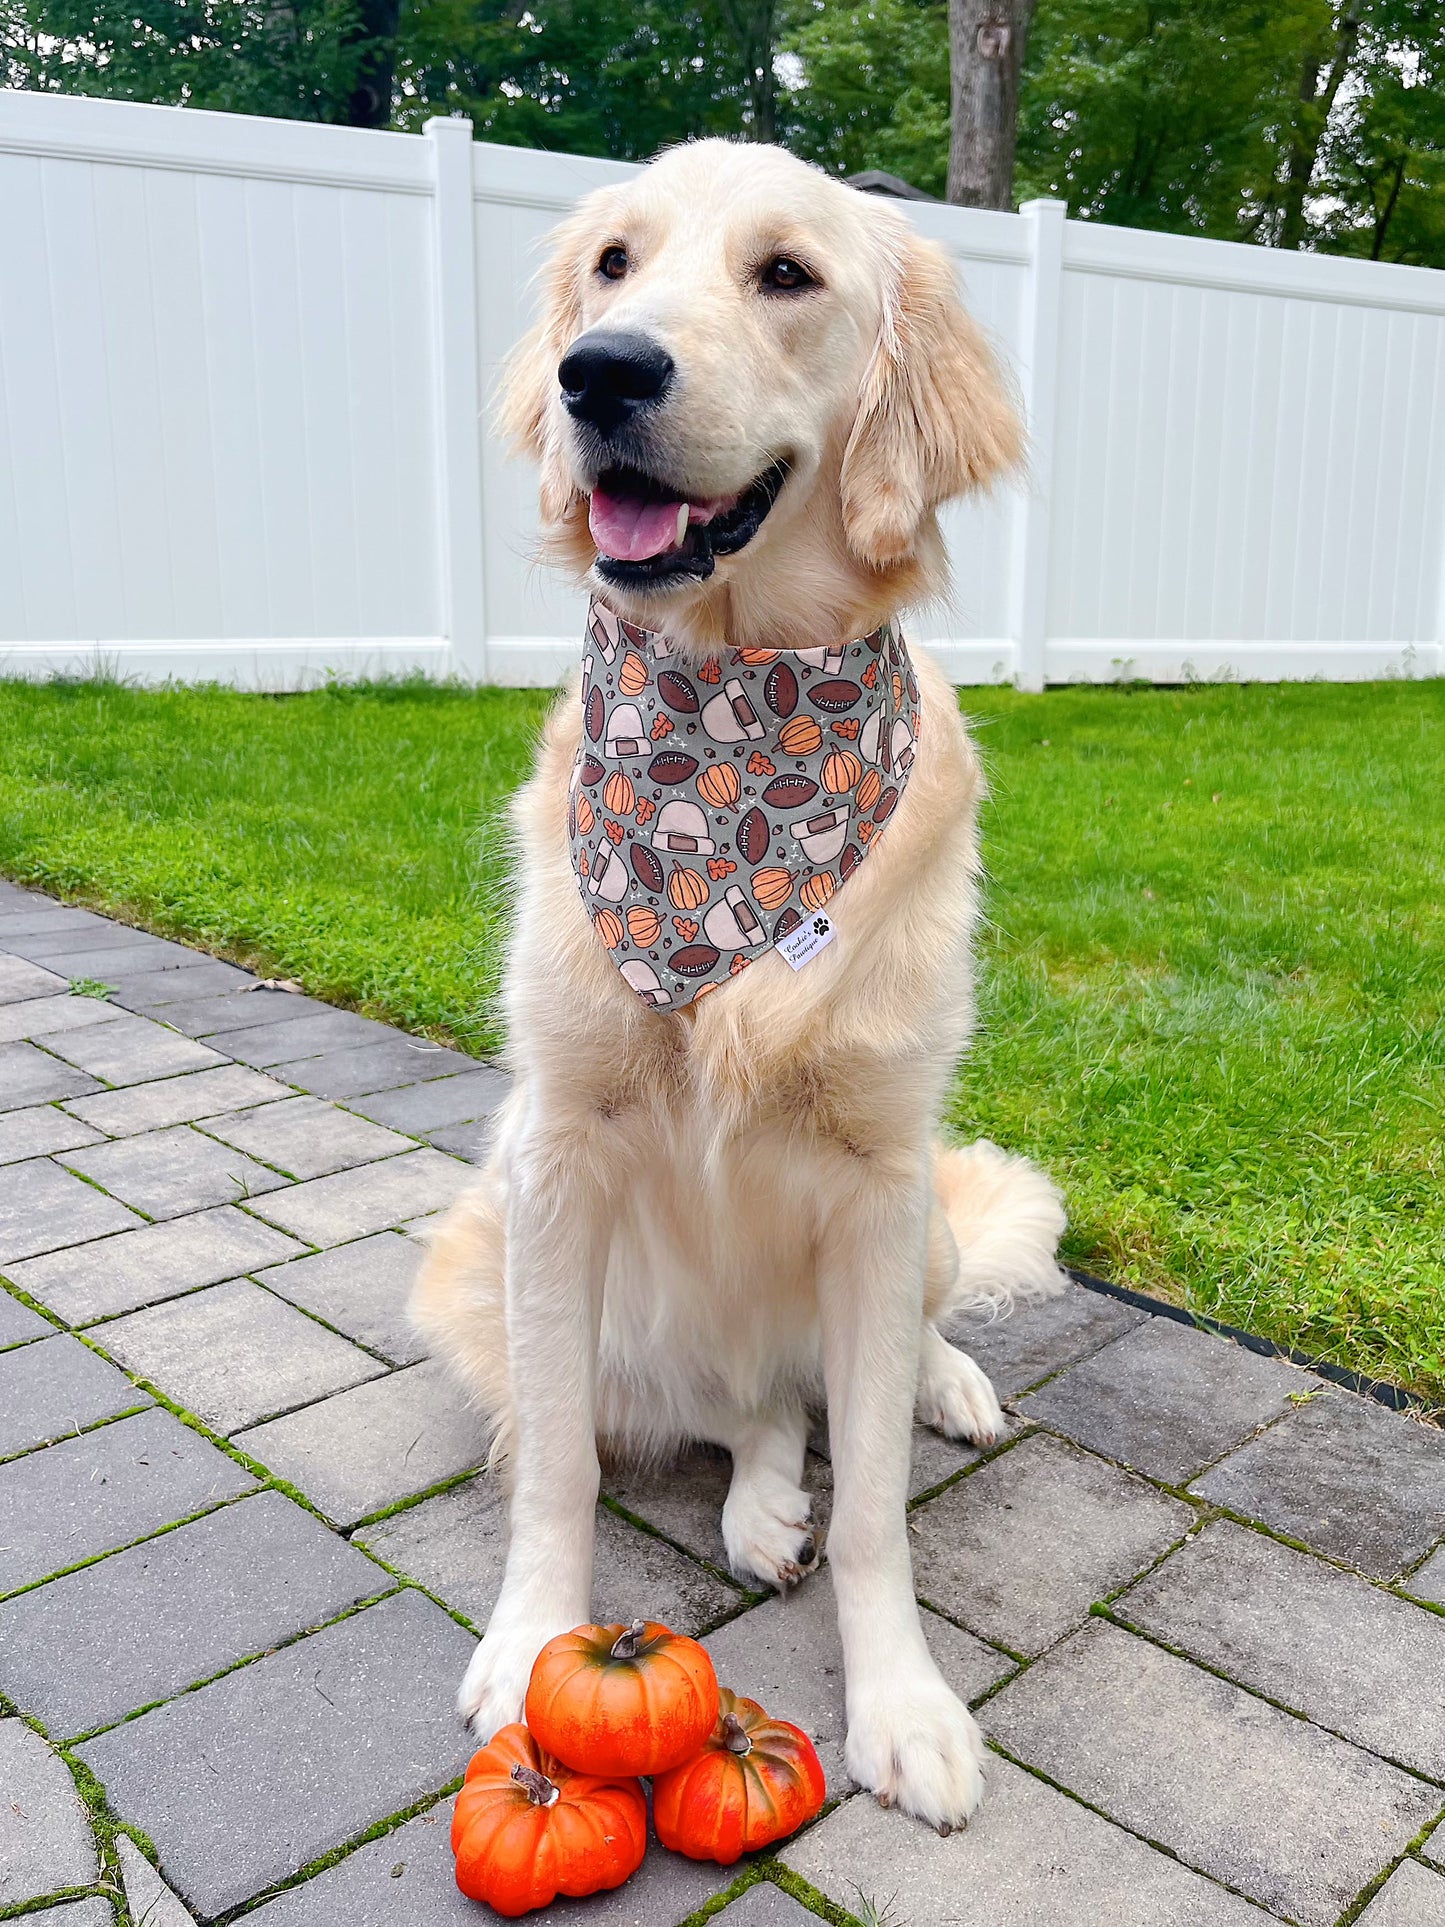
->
426;116;487;681
1007;197;1066;693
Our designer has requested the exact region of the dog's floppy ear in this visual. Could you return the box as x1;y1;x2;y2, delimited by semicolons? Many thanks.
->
497;209;591;525
841;230;1022;569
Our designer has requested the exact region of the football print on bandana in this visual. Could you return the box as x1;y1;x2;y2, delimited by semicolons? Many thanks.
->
569;599;922;1009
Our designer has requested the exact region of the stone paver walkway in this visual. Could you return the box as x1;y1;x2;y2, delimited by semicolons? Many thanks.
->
1;880;1443;1927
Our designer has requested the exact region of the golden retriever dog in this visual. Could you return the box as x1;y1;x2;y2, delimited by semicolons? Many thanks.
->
412;138;1066;1829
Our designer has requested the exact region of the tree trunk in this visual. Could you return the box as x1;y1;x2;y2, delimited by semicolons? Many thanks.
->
1277;8;1360;251
715;0;778;142
1371;154;1408;261
946;0;1036;210
346;0;401;128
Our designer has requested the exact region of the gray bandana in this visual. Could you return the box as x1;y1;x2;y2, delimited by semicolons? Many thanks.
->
569;598;921;1009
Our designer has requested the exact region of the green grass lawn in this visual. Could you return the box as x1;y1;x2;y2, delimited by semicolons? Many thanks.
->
1;675;1441;1408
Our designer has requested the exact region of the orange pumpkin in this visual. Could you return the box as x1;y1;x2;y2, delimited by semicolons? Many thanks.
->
800;871;835;912
593;908;625;950
603;771;636;817
526;1620;720;1778
652;1690;826;1865
821;749;863;794
750;867;796;911
451;1723;647;1918
697;762;742;811
892;670;904;707
626;904;662;947
735;647;779;665
575;793;595;836
619;650;650;695
855;768;882;814
668;865;709;912
778;716;823;758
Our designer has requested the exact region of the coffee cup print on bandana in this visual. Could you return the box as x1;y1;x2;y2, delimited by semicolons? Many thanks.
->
605;702;649;759
588;603;623;663
588;841;630;903
857;706;883;767
796;645;845;674
702;885;766;951
652;798;716;857
891;717;916;777
791;804;849;865
620;958;672;1007
701;678;766;744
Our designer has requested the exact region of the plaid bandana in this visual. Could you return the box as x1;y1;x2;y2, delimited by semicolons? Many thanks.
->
569;598;921;1009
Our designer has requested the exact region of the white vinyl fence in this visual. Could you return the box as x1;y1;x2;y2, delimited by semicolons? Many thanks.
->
2;91;1443;689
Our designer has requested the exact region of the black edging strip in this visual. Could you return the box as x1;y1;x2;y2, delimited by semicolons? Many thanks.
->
1069;1268;1440;1424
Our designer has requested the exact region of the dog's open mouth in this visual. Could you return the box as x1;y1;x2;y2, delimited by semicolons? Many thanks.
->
588;461;789;587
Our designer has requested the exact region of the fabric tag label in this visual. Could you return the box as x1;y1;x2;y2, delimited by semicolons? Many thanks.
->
777;912;837;971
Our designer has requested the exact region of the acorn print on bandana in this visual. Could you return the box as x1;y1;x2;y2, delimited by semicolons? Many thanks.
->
570;599;921;1009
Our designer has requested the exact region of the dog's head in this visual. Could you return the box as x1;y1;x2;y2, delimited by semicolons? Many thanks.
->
501;140;1021;646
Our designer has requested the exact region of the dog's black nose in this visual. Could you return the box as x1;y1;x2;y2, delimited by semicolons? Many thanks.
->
558;330;674;436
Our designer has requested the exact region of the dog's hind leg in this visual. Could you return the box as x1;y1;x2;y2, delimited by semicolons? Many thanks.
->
710;1405;818;1592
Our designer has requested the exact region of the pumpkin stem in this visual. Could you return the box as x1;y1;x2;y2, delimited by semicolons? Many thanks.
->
610;1618;649;1661
511;1762;560;1808
721;1713;753;1756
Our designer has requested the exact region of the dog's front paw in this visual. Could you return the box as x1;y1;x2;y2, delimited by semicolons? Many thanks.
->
917;1336;1004;1447
846;1671;988;1831
722;1474;820;1591
457;1618;550;1741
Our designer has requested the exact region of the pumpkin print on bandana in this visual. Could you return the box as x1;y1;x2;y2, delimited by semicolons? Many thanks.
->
569;598;921;1010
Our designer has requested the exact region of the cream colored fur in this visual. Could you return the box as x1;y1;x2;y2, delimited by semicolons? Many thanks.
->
411;138;1066;1831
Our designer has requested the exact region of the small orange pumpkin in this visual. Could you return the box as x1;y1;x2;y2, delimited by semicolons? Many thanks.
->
855;768;883;813
652;1689;826;1865
526;1620;720;1778
800;871;835;912
668;865;709;912
892;670;904;707
736;647;779;665
778;716;823;758
575;793;595;836
626;904;662;947
593;908;625;950
750;867;796;911
619;650;650;695
451;1723;647;1917
697;762;742;811
603;771;636;816
821;749;863;794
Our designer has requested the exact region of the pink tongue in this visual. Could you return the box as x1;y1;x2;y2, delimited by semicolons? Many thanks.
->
589;490;683;563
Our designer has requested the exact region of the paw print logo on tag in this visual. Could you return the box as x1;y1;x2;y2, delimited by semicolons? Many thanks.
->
811;916;831;937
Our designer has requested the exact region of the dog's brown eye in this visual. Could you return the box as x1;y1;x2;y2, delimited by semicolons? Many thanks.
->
598;245;629;281
761;256;815;293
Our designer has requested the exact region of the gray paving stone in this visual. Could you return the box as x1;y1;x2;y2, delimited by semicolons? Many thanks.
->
201;1095;414;1180
0;992;127;1045
0;1156;142;1263
41;1013;227;1086
64;1064;292;1136
12;940;210;982
714;1886;821;1925
947;1279;1150;1401
1406;1547;1445;1605
3;916;165;956
0;1718;98;1907
32;1902;113;1926
60;1124;291;1219
217;1008;398;1068
1426;1824;1445;1872
128;987;332;1037
982;1618;1439;1927
356;1472;741;1635
0;1489;389;1738
0;1331;148;1457
424;1119;495;1162
76;1588;477;1918
0;1041;103;1112
0;953;69;1002
234;1360;484;1525
0;1286;53;1348
8;1204;308;1323
0;905;125;942
909;1432;1193;1654
1193;1392;1445;1580
608;1444;834;1567
1019;1318;1305;1483
1118;1518;1445;1780
0;1406;256;1594
785;1752;1270;1927
118;1834;198;1927
110;958;257;1007
0;1102;104;1165
247;1149;471;1246
97;1278;386;1433
703;1563;1013;1795
1355;1858;1445;1925
342;1067;510;1134
245;1794;731;1927
255;1231;428;1365
271;1036;477;1102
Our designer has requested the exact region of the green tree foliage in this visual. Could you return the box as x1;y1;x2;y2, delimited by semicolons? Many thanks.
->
2;0;1441;265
